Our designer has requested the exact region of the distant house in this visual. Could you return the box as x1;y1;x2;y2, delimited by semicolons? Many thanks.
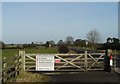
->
49;44;51;47
6;44;23;49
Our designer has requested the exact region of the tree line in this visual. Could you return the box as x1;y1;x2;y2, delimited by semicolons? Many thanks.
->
1;37;120;50
101;37;120;50
1;29;120;50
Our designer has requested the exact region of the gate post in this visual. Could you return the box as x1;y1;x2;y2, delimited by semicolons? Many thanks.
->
85;51;88;71
114;54;117;71
3;57;7;82
19;51;25;71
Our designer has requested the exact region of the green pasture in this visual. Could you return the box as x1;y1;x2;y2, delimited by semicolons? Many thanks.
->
2;47;120;59
2;47;58;58
2;47;58;66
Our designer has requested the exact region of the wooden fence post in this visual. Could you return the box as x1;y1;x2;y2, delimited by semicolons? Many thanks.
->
85;51;88;72
19;51;25;71
3;57;7;82
15;55;18;77
18;55;21;75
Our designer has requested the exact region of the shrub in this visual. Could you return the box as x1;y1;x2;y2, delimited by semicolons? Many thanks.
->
58;45;69;53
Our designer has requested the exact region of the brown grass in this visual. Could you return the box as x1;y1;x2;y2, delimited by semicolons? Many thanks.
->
7;71;51;83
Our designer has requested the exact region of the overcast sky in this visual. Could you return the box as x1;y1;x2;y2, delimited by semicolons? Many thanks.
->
2;2;118;44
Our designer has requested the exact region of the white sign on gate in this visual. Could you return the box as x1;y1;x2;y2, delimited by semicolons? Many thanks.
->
36;54;54;71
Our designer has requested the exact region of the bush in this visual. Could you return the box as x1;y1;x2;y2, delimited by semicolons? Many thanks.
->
58;45;69;53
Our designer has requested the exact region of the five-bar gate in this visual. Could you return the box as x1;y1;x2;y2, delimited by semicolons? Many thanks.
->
19;51;105;72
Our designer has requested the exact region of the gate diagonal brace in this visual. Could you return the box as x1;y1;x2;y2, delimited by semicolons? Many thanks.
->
56;55;83;70
26;55;36;61
55;55;85;71
25;55;36;70
88;54;104;70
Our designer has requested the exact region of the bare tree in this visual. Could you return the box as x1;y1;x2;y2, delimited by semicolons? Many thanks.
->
86;29;100;44
65;36;74;46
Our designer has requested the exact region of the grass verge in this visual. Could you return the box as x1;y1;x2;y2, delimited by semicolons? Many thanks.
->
7;71;51;83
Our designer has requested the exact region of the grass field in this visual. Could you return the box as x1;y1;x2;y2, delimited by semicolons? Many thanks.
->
2;46;58;58
2;47;120;59
2;47;58;66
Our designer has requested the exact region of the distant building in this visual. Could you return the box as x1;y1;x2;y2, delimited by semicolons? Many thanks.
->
6;44;23;48
35;42;44;45
49;44;51;47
